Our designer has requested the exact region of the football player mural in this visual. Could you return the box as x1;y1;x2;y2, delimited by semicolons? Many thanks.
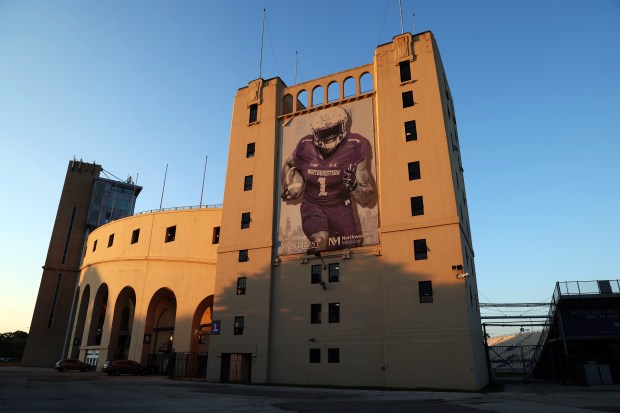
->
279;100;378;255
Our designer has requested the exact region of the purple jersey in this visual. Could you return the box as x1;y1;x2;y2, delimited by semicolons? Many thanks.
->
293;133;370;206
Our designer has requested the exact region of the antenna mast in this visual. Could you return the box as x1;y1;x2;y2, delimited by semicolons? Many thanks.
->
159;164;168;211
399;0;404;34
200;155;208;207
258;9;266;78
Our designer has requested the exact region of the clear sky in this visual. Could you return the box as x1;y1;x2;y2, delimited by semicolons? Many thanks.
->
1;0;619;334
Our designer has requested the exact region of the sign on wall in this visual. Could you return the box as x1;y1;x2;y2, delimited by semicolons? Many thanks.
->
278;99;379;255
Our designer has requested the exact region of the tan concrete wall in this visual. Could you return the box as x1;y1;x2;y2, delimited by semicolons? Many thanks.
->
70;208;221;370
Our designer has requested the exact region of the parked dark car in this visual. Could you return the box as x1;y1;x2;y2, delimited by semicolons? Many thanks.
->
55;359;91;372
102;359;146;376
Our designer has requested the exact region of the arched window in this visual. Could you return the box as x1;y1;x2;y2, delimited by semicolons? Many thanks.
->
360;72;374;93
282;94;293;115
312;85;324;107
343;77;356;98
327;81;340;102
296;90;308;111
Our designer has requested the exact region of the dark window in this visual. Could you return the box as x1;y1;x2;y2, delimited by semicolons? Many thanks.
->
408;161;421;180
411;196;424;216
328;348;340;363
243;175;253;191
309;348;320;363
414;239;428;260
239;250;249;262
241;212;251;229
311;304;321;324
328;303;340;323
328;263;339;283
108;234;114;247
212;226;220;244
248;103;258;123
311;265;322;284
237;277;247;295
93;240;98;252
402;91;414;108
419;280;433;303
131;229;140;244
405;120;417;141
246;142;255;158
165;225;176;243
234;316;244;335
399;60;411;82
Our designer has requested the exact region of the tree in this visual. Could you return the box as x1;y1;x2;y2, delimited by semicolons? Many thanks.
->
0;331;28;359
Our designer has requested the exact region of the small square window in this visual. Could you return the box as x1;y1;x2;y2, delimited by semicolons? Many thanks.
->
234;316;244;335
246;142;255;158
419;280;433;303
212;226;220;244
328;263;339;283
405;120;417;141
311;304;321;324
237;277;247;295
408;161;421;180
244;175;253;191
399;60;411;82
414;239;428;260
328;348;340;363
131;228;140;244
108;234;114;248
165;225;176;243
93;240;98;252
241;212;251;229
328;302;340;323
248;104;258;123
239;249;249;262
309;348;320;363
311;265;322;284
411;196;424;216
402;91;414;108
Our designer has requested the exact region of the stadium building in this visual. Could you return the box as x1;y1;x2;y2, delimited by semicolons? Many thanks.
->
26;31;488;389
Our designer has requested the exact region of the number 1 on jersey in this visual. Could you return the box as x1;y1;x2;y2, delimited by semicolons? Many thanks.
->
318;177;327;196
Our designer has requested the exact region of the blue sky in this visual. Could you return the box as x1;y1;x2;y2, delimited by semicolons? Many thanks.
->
0;0;618;333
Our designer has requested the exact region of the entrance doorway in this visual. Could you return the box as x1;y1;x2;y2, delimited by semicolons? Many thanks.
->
220;353;251;383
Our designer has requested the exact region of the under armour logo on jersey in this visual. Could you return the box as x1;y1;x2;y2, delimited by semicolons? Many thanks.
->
329;162;337;167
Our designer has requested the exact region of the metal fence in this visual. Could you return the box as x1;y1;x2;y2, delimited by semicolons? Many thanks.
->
487;344;541;383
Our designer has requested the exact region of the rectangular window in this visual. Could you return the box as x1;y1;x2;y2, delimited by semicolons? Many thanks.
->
411;196;424;216
309;348;320;363
93;240;98;252
402;91;414;108
419;281;433;303
328;303;340;323
212;226;220;244
311;265;322;284
243;175;253;191
399;60;411;82
131;229;140;244
248;104;258;123
239;249;249;262
328;348;340;363
234;316;244;335
246;142;255;158
414;239;428;260
328;263;339;283
408;161;421;180
241;212;251;229
404;120;417;141
310;304;322;324
165;225;176;243
237;277;247;295
108;234;114;247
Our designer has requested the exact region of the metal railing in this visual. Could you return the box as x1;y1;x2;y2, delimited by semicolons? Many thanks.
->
135;204;222;215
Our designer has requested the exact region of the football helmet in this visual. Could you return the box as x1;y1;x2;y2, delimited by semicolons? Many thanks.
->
310;107;351;154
